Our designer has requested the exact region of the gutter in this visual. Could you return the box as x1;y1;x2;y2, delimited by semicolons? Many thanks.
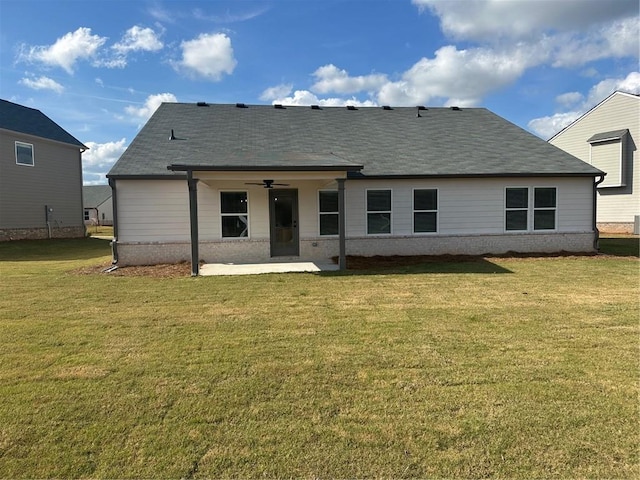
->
593;174;606;251
108;178;119;265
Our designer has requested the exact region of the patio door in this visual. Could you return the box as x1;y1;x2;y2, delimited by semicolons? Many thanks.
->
269;189;299;257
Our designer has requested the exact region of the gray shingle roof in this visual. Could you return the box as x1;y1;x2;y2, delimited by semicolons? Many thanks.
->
83;185;112;208
0;99;86;149
587;129;629;143
108;103;602;179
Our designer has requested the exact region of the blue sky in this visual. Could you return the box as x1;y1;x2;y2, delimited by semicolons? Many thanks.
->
1;0;638;185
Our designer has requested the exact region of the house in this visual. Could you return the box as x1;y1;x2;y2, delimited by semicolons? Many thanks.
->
549;91;639;233
83;185;113;226
107;102;604;275
0;99;87;241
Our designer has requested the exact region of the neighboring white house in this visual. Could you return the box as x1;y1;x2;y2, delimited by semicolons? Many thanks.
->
549;91;639;233
83;185;113;226
107;103;604;275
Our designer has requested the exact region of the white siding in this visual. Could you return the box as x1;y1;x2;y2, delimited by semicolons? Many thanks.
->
114;176;596;265
590;141;623;187
550;92;639;224
116;180;190;242
344;177;593;236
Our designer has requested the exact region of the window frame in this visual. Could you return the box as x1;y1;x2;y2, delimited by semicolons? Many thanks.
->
533;186;557;231
219;190;250;239
505;187;529;232
366;188;392;235
15;141;34;167
318;189;339;237
504;186;558;232
412;188;438;234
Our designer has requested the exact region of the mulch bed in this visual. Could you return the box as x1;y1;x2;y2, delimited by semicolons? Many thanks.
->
70;251;637;278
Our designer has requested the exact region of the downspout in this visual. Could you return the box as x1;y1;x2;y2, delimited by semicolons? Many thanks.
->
337;178;346;270
187;171;200;277
593;174;606;251
108;178;119;265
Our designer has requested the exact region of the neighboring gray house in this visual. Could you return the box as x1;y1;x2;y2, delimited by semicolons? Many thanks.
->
549;91;639;233
83;185;113;226
107;103;604;275
0;99;87;241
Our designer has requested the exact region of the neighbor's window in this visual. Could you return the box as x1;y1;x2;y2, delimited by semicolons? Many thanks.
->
15;142;34;166
505;187;529;231
367;189;391;234
84;209;90;221
533;187;556;230
413;189;438;233
220;191;248;237
319;190;339;236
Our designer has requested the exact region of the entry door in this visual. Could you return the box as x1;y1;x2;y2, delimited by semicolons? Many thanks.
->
269;189;299;257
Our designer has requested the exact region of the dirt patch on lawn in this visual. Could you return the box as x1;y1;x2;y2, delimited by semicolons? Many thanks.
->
75;262;191;278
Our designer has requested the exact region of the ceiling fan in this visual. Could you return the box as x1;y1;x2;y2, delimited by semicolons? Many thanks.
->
244;179;290;189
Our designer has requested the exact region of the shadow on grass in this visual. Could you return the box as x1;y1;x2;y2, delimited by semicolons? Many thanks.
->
323;255;513;275
599;236;640;257
0;238;112;262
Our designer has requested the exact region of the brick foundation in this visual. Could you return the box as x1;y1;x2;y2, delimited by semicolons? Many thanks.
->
0;226;86;242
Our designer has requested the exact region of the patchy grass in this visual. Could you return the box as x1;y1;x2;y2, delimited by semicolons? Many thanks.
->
0;237;637;478
599;234;639;257
86;225;114;237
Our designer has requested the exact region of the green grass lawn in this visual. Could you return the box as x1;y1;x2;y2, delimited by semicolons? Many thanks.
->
0;237;638;478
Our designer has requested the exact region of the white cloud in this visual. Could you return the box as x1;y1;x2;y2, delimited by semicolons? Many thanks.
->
125;93;178;121
18;27;107;74
19;75;64;93
413;0;638;41
528;111;583;140
269;89;377;107
175;33;237;81
113;26;163;55
311;64;388;95
259;83;293;101
528;71;640;138
82;138;127;184
378;45;540;106
555;92;583;108
551;17;640;67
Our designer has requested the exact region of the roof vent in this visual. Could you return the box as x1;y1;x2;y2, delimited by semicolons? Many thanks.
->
236;103;248;108
169;129;176;140
346;105;357;110
274;104;285;109
196;102;208;107
310;105;321;110
416;106;427;110
382;105;392;110
450;106;461;111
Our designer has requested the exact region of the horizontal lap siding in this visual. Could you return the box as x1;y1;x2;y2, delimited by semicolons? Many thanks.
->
345;177;593;236
0;131;83;229
550;93;639;223
117;180;190;241
117;177;594;243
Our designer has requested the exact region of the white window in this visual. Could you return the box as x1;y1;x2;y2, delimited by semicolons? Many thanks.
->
318;190;339;236
220;191;248;238
15;142;34;166
505;187;557;231
413;189;438;233
367;189;391;234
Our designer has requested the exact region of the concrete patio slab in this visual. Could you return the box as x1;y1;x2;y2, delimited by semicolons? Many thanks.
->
200;262;340;276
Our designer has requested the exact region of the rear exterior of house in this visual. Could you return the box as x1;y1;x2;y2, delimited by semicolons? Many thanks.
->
107;103;603;273
83;185;113;226
0;99;86;241
549;91;639;233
